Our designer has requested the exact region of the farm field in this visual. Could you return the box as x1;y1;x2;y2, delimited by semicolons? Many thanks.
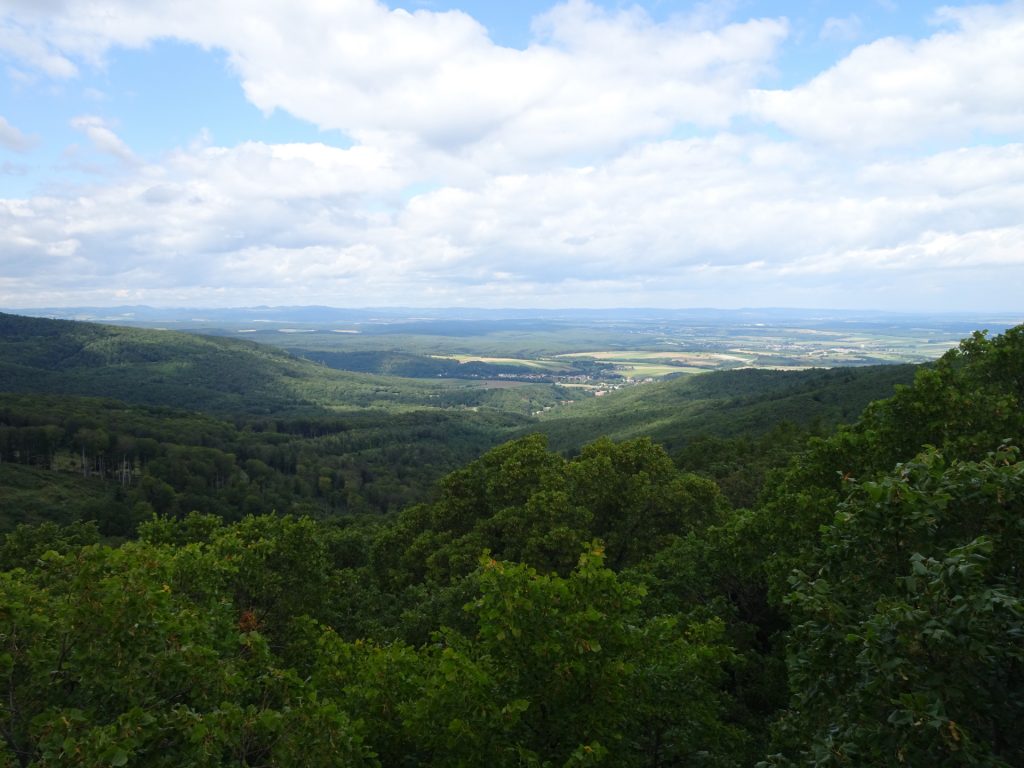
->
432;354;572;371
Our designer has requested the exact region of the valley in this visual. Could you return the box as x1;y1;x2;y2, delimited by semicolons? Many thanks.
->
1;308;1022;767
17;305;1016;392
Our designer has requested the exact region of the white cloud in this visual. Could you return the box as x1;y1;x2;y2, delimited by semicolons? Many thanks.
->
753;1;1024;148
858;143;1024;196
0;0;787;165
70;115;137;163
0;115;36;151
0;1;1022;310
819;15;862;41
0;139;413;299
0;23;77;78
1;134;1021;309
780;226;1024;275
395;138;1024;285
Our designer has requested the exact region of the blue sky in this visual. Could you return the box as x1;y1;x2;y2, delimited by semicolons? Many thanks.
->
1;0;1022;310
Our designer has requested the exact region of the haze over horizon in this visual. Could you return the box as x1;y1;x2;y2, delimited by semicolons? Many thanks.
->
2;0;1023;311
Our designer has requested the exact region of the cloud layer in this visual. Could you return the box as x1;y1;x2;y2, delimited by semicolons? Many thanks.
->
1;0;1022;309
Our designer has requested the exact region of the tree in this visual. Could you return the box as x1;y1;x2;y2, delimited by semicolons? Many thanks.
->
770;446;1024;766
0;538;376;766
402;547;743;767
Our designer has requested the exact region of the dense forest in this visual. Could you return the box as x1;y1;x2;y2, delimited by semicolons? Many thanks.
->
1;316;1021;766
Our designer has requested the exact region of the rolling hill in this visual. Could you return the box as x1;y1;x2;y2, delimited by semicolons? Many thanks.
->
532;363;918;453
0;310;920;520
0;311;559;417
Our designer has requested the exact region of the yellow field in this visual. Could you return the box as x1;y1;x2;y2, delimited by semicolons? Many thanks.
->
431;354;566;371
556;350;753;366
612;363;703;378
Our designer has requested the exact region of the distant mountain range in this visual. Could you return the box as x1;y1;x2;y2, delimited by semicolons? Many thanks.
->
6;304;1021;332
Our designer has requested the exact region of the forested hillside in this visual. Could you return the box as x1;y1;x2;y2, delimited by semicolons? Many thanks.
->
0;312;557;517
1;319;1021;766
0;313;913;522
0;392;538;528
535;364;917;451
0;312;556;415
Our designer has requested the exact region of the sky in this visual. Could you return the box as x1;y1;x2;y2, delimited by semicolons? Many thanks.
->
0;0;1022;311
